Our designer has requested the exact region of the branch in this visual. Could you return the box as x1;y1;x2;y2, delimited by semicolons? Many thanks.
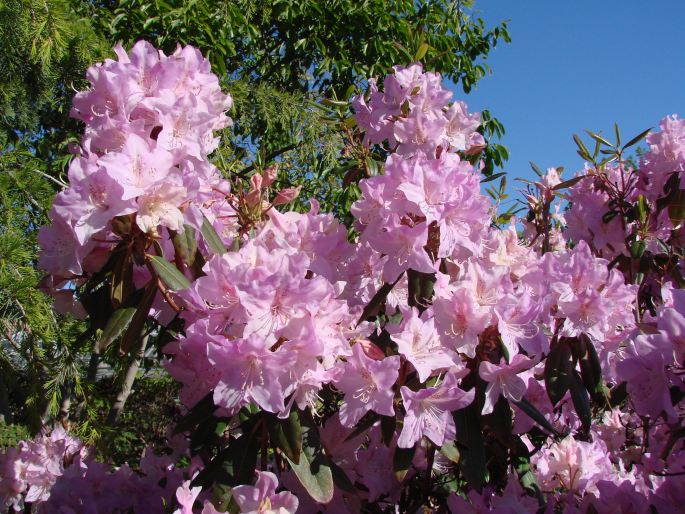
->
237;143;299;177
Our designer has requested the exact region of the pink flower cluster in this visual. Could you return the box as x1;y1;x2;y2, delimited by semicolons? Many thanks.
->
166;204;369;416
0;427;188;513
26;41;685;512
0;427;299;514
38;40;236;304
351;152;491;282
352;63;485;156
565;115;685;259
0;427;83;510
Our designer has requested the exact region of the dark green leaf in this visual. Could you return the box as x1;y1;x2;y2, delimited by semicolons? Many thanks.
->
439;441;460;463
171;225;198;267
609;382;628;407
544;340;574;405
365;156;379;176
150;255;190;291
623;127;652;150
393;445;416;482
286;424;334;504
345;411;380;442
96;307;135;353
514;399;560;437
407;269;436;312
356;274;403;326
268;411;303;465
552;175;586;191
454;404;486;492
569;372;592;432
380;415;396;447
330;460;356;493
574;335;603;400
119;281;157;354
602;210;619;224
111;250;134;308
480;171;506;183
193;419;261;488
201;215;227;256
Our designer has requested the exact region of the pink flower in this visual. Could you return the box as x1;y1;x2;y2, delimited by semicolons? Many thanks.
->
335;344;400;427
478;354;538;415
397;372;474;448
173;480;201;514
388;307;457;382
532;436;613;494
232;471;298;514
371;220;436;282
136;181;187;233
208;333;296;415
615;336;677;420
98;133;174;199
433;287;492;357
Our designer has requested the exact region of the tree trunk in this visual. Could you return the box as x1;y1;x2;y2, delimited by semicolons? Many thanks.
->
0;373;12;424
86;350;101;383
106;335;148;426
58;383;72;422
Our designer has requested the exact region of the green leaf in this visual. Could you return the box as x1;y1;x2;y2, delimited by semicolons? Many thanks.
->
365;156;379;176
345;411;380;441
286;424;334;504
201;215;227;256
356;274;403;326
569;372;592;431
630;240;646;260
529;161;544;178
110;250;134;308
454;404;486;492
96;307;135;353
552;175;586;191
393;445;416;482
636;195;648;223
512;437;543;502
150;255;190;291
480;171;506;183
544;340;574;405
321;98;348;107
391;41;413;61
513;399;560;437
119;281;157;354
584;130;613;148
414;42;429;61
572;336;604;403
380;415;396;447
439;441;460;464
623;127;652;150
171;225;198;267
268;411;303;465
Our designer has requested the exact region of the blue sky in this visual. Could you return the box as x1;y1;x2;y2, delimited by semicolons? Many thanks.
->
462;0;685;202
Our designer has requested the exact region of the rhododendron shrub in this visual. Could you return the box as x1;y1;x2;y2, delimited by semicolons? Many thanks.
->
4;41;685;513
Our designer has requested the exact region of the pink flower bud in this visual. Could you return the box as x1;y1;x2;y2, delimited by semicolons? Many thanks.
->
263;164;278;187
357;339;385;360
250;173;263;193
272;186;301;206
